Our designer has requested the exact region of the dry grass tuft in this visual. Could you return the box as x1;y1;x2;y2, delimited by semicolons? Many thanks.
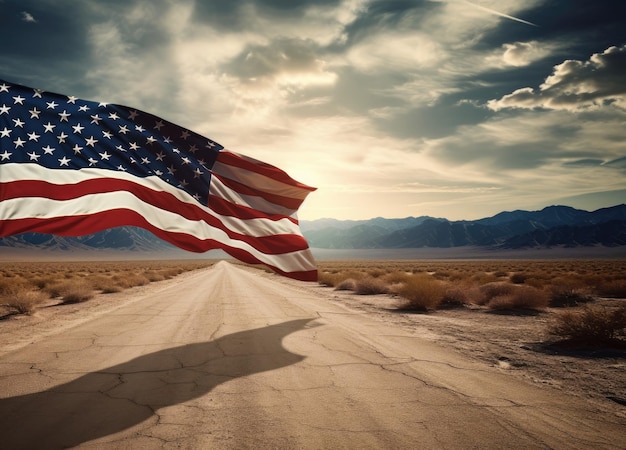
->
476;282;516;306
354;277;389;295
550;282;595;307
60;281;94;304
0;260;215;315
143;270;166;282
487;285;550;311
395;275;445;311
548;305;626;345
596;279;626;298
113;274;150;289
0;277;30;295
439;285;470;308
318;270;365;288
335;278;357;291
2;287;49;315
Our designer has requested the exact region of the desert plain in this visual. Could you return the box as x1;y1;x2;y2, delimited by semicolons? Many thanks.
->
0;258;624;448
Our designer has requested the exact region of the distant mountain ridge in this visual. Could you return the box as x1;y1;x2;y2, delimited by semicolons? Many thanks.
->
0;227;173;252
300;204;626;249
1;204;625;252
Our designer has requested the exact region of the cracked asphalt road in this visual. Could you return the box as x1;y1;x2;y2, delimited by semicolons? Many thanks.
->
0;261;624;449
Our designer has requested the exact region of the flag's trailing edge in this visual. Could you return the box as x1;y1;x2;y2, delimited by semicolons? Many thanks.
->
0;79;317;281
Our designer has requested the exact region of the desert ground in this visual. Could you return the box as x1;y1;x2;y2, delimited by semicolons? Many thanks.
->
0;259;624;448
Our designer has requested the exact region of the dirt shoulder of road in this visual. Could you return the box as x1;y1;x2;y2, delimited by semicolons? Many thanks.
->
266;271;626;419
0;269;204;355
2;265;624;418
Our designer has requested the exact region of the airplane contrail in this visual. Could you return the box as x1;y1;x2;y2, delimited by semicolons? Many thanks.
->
431;0;539;27
461;0;539;27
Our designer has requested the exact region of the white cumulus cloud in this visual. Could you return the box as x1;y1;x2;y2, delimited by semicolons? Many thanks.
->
488;44;626;111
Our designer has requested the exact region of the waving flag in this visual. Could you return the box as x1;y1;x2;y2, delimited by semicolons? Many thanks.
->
0;79;317;281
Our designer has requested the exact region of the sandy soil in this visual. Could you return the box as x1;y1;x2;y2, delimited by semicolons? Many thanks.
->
1;265;625;419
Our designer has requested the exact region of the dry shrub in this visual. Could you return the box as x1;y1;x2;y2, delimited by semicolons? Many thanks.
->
432;270;451;279
61;281;94;304
317;271;337;287
87;275;121;293
354;277;389;295
113;274;150;289
143;270;165;282
395;275;445;311
596;279;626;298
88;275;117;294
487;285;549;311
29;276;54;290
475;282;516;306
335;278;357;291
548;305;626;345
549;281;595;307
439;285;469;308
2;287;49;314
472;273;500;285
44;281;74;298
97;281;123;294
318;270;365;288
462;285;485;305
161;268;184;279
523;277;549;289
510;273;529;284
367;269;386;278
382;271;413;285
0;276;31;295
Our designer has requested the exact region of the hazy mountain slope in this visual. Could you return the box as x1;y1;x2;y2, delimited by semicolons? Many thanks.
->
301;204;626;249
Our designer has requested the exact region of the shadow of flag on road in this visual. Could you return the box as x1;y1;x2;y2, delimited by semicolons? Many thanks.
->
0;319;315;449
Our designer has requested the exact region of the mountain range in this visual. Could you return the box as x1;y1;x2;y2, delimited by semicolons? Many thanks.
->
1;204;625;252
300;204;626;249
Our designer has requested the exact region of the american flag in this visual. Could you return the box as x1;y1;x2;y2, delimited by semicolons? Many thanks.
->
0;79;317;281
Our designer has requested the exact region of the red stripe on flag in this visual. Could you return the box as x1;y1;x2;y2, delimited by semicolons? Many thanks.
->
212;173;303;211
0;212;318;281
208;194;299;224
217;151;316;193
0;179;310;255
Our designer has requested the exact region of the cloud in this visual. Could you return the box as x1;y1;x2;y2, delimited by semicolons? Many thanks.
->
501;41;550;67
21;11;37;23
488;44;626;111
224;37;337;88
424;106;626;176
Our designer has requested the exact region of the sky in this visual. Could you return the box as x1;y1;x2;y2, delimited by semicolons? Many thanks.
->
1;0;625;221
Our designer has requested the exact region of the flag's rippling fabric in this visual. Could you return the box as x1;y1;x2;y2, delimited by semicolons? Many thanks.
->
0;80;317;281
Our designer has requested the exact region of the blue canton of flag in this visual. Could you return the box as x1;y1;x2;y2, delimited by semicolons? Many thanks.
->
0;81;222;206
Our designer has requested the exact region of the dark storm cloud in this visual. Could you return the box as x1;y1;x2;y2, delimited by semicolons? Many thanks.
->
0;1;90;85
0;0;173;95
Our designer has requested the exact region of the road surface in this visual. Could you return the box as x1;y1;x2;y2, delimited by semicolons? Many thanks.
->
0;261;624;449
